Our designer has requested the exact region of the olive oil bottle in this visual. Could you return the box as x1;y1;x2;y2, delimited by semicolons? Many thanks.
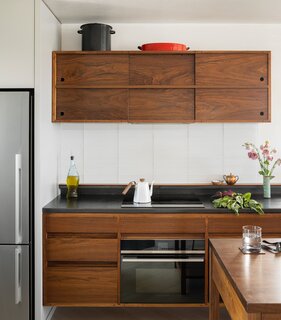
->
66;156;79;198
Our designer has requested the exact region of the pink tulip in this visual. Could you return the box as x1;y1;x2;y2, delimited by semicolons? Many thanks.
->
267;156;273;161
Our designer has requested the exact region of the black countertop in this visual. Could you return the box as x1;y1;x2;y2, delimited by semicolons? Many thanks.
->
43;185;281;214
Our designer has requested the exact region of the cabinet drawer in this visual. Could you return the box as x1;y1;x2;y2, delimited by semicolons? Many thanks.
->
120;215;205;234
196;53;268;86
46;238;118;262
196;89;268;121
45;267;117;305
55;54;129;86
208;216;281;234
130;54;194;85
45;214;118;234
55;88;128;121
129;89;194;122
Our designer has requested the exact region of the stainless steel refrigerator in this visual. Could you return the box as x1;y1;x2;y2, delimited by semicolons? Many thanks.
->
0;89;34;320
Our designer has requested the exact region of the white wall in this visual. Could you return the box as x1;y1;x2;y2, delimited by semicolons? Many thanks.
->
34;1;61;320
59;23;281;184
0;0;34;87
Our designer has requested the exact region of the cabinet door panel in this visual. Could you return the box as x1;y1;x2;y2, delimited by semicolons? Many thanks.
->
46;214;118;234
208;216;281;234
45;267;117;305
56;89;128;121
129;89;194;122
196;89;268;121
47;238;118;262
196;53;268;86
56;54;129;86
120;215;205;234
130;55;194;85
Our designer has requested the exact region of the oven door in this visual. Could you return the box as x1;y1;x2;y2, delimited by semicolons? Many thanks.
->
120;254;205;304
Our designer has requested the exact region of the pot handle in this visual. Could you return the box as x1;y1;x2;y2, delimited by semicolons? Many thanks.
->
122;181;136;195
110;30;116;34
186;47;190;50
77;30;83;34
138;46;142;50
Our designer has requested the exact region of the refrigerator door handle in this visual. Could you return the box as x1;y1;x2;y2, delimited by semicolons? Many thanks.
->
15;154;22;244
15;246;22;304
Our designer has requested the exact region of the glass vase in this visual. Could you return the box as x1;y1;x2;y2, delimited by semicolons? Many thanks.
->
263;176;271;198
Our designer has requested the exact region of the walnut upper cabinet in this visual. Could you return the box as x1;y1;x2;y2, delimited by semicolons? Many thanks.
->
195;53;268;86
52;51;271;123
195;52;270;122
129;54;194;85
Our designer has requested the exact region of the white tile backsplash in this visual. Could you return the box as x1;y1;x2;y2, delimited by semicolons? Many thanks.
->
59;123;84;183
118;124;154;183
153;124;188;183
58;122;281;184
84;124;119;183
223;123;259;183
188;124;224;182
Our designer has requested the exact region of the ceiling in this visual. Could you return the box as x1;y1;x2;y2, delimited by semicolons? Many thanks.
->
43;0;281;24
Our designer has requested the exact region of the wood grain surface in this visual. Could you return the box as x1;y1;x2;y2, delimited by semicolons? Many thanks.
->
210;239;281;314
129;54;194;85
46;238;118;262
129;89;194;122
46;214;118;234
45;267;118;305
56;88;128;121
196;88;268;121
196;53;268;86
52;51;271;123
56;54;129;86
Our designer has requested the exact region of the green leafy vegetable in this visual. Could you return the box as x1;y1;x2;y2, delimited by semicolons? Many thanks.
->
212;192;264;215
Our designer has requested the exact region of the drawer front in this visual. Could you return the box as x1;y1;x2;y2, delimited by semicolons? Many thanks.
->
120;215;205;234
56;88;128;121
130;54;195;85
208;216;281;234
129;89;194;122
196;88;268;121
56;54;129;86
45;267;118;305
46;238;118;262
196;53;268;86
46;214;118;234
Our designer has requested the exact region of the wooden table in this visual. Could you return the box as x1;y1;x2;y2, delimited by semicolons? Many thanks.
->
209;239;281;320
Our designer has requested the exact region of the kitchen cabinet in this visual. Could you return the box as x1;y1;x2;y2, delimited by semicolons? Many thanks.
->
196;88;268;121
43;212;281;307
43;214;118;306
52;51;271;123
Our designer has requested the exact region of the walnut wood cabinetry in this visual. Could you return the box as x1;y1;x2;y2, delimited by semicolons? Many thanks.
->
195;53;270;121
52;51;270;123
43;212;281;307
43;214;118;306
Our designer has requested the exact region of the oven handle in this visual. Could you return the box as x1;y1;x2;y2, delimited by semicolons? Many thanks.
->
122;257;204;263
121;250;205;254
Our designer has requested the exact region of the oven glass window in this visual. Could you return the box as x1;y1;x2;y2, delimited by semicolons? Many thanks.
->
121;240;205;304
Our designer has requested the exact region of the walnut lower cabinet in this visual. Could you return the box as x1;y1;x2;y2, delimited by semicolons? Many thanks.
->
43;212;281;307
52;51;271;123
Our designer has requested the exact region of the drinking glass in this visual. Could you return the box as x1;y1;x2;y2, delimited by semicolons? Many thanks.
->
242;225;262;252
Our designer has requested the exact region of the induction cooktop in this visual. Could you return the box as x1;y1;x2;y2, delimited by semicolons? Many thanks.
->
121;194;205;208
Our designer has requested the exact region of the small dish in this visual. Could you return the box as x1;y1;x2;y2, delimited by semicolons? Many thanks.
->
211;180;224;186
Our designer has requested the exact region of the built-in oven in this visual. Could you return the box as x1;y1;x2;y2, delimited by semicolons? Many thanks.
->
120;239;205;304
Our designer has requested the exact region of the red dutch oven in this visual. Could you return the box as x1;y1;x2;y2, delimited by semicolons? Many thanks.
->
138;43;190;51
